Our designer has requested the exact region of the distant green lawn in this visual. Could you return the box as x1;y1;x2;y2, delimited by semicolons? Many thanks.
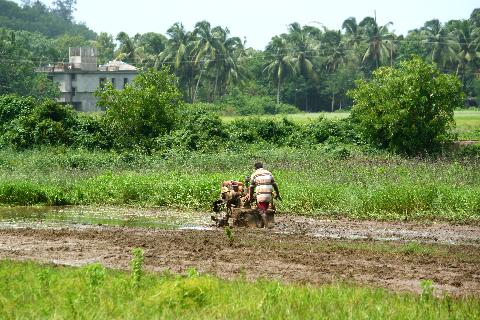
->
454;110;480;140
221;110;480;140
220;112;350;124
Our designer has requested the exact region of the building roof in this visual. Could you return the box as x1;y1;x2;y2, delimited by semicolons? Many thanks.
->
100;60;137;71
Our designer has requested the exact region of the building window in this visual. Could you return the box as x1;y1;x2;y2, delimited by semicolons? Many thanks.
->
123;78;129;88
72;87;76;96
72;102;82;110
47;76;54;81
70;73;76;81
111;78;116;87
99;77;106;89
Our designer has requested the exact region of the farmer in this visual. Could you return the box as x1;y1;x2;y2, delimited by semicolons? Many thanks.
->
246;162;281;228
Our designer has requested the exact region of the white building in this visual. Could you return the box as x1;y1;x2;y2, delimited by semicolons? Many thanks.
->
38;47;138;112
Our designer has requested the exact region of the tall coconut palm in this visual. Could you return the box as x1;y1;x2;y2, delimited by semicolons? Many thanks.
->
359;17;394;68
286;22;319;80
211;26;245;98
264;36;296;104
342;17;364;50
421;19;458;70
157;23;191;70
322;29;353;72
285;23;322;110
452;19;480;86
158;23;196;101
115;31;136;63
191;21;218;102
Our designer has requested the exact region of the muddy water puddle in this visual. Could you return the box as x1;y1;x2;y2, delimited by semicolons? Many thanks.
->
0;206;212;230
0;207;479;246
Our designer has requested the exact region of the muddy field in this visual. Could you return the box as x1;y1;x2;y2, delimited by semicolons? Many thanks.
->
0;213;479;296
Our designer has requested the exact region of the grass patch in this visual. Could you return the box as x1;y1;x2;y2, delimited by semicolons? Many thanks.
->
220;112;350;124
454;110;480;140
0;259;478;319
0;148;479;223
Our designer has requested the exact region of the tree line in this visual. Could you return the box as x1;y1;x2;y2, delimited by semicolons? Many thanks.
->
0;0;479;111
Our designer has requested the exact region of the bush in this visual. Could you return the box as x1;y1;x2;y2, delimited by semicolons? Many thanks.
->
96;68;184;149
72;113;112;150
157;107;228;152
220;89;300;115
2;99;78;149
228;118;301;146
0;94;36;126
349;57;463;155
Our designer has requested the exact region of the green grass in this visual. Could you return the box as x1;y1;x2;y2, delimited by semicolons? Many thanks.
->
220;111;350;124
0;260;478;319
0;148;479;223
454;110;480;140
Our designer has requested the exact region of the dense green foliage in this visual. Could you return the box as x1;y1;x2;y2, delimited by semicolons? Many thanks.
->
350;58;463;154
0;260;478;319
0;148;478;222
0;29;60;98
96;68;183;149
1;0;479;111
0;94;111;150
0;0;95;39
0;83;355;151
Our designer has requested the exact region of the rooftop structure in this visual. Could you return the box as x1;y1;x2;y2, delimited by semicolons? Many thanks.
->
37;47;138;112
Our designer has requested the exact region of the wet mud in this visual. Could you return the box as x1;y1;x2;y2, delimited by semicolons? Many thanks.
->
0;213;479;296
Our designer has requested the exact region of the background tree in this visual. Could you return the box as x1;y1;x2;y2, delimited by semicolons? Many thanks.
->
264;36;296;104
350;57;463;155
51;0;76;21
420;19;458;70
95;68;183;149
0;29;59;98
91;32;115;64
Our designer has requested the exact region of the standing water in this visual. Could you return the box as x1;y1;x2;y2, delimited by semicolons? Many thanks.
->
0;206;212;230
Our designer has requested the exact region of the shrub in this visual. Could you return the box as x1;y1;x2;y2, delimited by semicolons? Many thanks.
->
2;100;78;149
349;57;463;155
228;118;301;146
157;107;228;152
220;89;300;115
72;113;112;150
96;68;184;149
0;94;36;126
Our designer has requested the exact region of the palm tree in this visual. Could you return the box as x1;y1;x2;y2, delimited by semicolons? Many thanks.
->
157;23;190;70
115;32;136;63
452;19;480;87
211;26;245;99
287;23;319;80
285;23;322;110
157;23;196;101
359;17;394;69
264;36;296;104
342;17;363;49
421;19;458;70
191;21;217;102
322;30;353;72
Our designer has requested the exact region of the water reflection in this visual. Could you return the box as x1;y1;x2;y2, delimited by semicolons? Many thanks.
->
0;206;211;230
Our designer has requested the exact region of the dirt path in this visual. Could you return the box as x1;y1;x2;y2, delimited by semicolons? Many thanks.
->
0;216;479;296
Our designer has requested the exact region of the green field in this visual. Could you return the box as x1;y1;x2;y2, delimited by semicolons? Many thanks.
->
454;110;480;140
0;148;478;223
221;111;351;124
0;260;478;319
